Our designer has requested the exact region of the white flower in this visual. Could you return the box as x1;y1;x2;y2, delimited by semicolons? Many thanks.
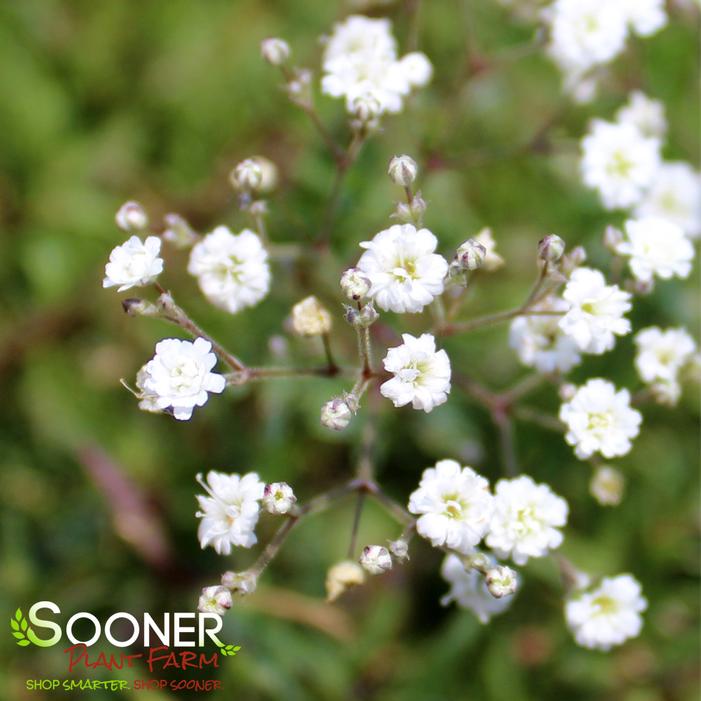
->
510;297;581;374
196;471;265;554
559;267;632;355
397;52;433;88
381;333;451;412
103;236;163;292
359;545;393;575
140;338;226;421
340;268;371;301
634;162;701;239
440;554;515;623
545;0;628;75
486;476;568;565
590;466;625;506
580;119;661;210
474;228;504;271
616;217;694;283
322;15;397;65
187;226;270;314
408;459;494;553
485;565;519;598
326;560;366;602
221;570;258;596
320;396;356;431
357;224;448;313
260;37;290;66
291;296;332;336
634;327;696;392
559;379;642;460
197;586;233;615
619;0;667;36
115;201;149;233
566;574;647;651
262;482;297;515
615;91;667;139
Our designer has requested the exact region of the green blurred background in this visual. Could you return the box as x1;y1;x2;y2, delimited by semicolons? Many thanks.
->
0;1;699;699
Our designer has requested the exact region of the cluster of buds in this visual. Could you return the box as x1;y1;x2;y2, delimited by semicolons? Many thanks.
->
351;94;383;133
344;302;379;328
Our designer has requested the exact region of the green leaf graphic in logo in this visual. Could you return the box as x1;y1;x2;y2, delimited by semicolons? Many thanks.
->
10;609;32;647
216;642;241;657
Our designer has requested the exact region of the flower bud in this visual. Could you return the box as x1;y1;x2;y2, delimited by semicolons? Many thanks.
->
250;156;279;193
286;68;313;107
230;158;263;192
392;194;427;225
388;538;410;561
121;298;159;317
538;234;565;263
359;545;392;575
559;383;577;402
291;295;332;336
650;381;681;407
603;225;624;253
116;201;149;233
454;238;487;271
260;37;290;66
221;571;258;597
561;245;587;276
589;466;625;506
198;585;233;615
320;396;355;431
351;93;382;126
485;566;519;598
340;268;371;301
325;560;366;602
162;213;199;249
344;302;378;328
263;482;297;515
388;155;418;187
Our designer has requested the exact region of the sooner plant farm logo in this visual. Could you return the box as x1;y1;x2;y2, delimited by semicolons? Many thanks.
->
11;602;240;693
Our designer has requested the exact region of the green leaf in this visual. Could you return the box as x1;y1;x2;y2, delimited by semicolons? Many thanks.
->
10;619;19;631
20;618;27;632
17;639;30;647
15;609;22;621
12;631;25;639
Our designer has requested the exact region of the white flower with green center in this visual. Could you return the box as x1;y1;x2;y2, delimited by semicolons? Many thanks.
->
559;267;632;355
381;333;451;412
486;476;568;565
566;574;647;650
188;226;270;314
408;459;494;553
559;378;642;460
616;217;694;284
103;235;164;292
196;471;266;554
140;338;226;421
357;224;448;313
440;554;516;623
580;119;660;209
197;585;232;615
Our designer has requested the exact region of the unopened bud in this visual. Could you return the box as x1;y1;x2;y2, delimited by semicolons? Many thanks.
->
198;585;233;615
538;234;565;263
291;295;332;336
116;201;149;233
221;571;258;597
561;245;587;275
340;268;371;301
485;566;519;598
344;302;378;328
392;194;427;225
603;225;624;253
559;383;577;401
320;396;356;431
163;213;199;249
589;466;625;506
455;238;487;271
359;545;392;575
325;560;366;602
352;94;382;126
388;538;410;561
230;159;263;192
250;156;279;193
260;37;290;66
121;298;159;317
650;380;681;407
263;482;297;515
388;155;418;187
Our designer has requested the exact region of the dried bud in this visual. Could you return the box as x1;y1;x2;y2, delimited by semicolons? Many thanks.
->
116;201;149;233
388;155;418;187
325;560;366;602
388;538;410;561
263;482;297;515
230;158;263;192
340;267;371;301
485;566;519;598
538;234;565;263
320;396;355;431
603;225;624;253
260;37;290;66
589;466;625;506
197;585;232;615
454;238;487;271
221;571;258;597
291;295;332;336
162;213;198;249
359;545;393;575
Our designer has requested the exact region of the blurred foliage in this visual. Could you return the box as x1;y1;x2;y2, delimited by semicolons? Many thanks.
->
0;1;699;700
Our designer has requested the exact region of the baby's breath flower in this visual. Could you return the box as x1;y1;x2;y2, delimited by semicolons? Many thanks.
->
326;560;366;602
262;482;297;515
454;238;487;272
198;586;232;615
230;158;263;192
221;570;258;596
340;268;372;301
320;396;355;431
485;565;519;599
388;155;418;187
538;234;566;263
589;466;625;506
103;236;164;292
260;37;290;66
116;201;149;233
359;545;392;575
291;296;332;336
